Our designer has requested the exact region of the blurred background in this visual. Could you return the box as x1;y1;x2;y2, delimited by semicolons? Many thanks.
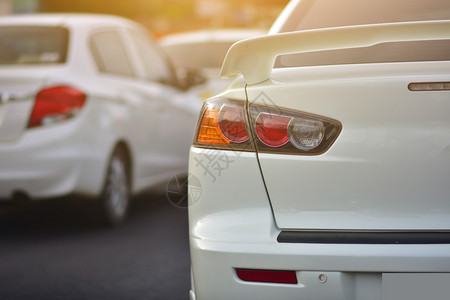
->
0;1;290;298
0;0;290;36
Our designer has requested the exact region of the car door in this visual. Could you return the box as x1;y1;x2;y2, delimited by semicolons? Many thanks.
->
90;27;174;193
124;28;200;178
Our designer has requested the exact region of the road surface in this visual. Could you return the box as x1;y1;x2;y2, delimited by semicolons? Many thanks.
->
0;186;190;299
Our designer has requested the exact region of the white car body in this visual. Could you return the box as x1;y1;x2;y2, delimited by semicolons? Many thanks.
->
0;14;201;222
188;0;450;299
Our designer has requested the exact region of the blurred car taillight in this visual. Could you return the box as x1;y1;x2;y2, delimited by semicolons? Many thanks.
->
28;86;86;128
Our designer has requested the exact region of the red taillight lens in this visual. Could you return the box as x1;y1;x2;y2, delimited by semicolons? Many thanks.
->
218;105;249;143
255;112;291;147
236;269;298;284
28;86;86;128
194;98;254;151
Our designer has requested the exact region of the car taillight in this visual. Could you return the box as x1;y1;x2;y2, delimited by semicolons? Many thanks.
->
218;105;249;143
193;98;341;155
249;104;341;155
255;112;291;147
194;98;254;151
28;86;86;128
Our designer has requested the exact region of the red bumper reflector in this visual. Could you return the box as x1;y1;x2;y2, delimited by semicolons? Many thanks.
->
236;269;298;284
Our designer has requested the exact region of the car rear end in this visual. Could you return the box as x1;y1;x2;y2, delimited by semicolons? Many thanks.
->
0;17;93;201
188;20;450;300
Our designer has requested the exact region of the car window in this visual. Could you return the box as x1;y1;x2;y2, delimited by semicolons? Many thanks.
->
128;30;174;84
90;30;135;77
275;0;450;67
164;41;233;69
277;40;450;68
0;26;68;65
279;0;450;32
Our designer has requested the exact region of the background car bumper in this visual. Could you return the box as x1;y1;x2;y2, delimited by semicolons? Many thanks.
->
0;120;103;200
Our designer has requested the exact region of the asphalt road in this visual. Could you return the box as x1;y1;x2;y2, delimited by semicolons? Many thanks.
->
0;186;190;300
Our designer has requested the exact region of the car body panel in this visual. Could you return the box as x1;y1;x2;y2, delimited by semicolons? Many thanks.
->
189;147;450;300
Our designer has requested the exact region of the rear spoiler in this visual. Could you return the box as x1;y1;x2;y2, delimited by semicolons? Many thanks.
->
220;21;450;85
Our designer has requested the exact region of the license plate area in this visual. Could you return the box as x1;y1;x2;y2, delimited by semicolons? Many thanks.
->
383;273;450;300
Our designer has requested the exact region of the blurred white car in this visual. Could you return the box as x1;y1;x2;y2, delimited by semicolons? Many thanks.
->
160;29;264;100
0;14;201;225
188;0;450;299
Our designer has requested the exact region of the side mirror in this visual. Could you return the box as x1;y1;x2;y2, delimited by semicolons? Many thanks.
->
177;68;208;90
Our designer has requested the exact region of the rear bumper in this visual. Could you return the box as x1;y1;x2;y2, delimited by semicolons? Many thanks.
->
0;121;104;200
191;236;450;300
188;147;450;300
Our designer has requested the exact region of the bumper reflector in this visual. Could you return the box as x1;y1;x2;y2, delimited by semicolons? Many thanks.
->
236;269;298;284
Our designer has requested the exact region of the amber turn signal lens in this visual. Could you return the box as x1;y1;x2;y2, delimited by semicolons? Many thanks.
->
197;107;230;146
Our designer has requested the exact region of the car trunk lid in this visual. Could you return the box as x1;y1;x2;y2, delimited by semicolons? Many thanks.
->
0;69;51;142
0;24;69;142
247;62;450;231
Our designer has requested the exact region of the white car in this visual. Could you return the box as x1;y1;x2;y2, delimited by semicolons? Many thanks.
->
160;29;265;100
188;0;450;299
0;14;201;225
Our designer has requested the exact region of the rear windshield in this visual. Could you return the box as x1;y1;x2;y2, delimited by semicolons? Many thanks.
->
276;0;450;67
279;0;450;32
0;26;69;65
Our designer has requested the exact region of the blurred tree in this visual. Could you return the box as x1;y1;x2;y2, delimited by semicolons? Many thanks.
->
14;0;39;13
39;0;193;19
38;0;288;34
